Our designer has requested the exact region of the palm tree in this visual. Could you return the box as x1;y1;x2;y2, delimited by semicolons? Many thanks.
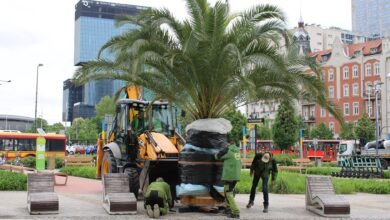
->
74;0;342;122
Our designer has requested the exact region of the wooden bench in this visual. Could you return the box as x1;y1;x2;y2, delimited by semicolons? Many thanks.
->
306;176;350;217
293;158;314;167
64;157;95;167
27;173;59;214
102;173;137;215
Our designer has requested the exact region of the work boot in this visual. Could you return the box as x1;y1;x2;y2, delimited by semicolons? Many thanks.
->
263;205;268;213
153;204;160;218
246;201;254;209
146;205;154;218
228;213;240;219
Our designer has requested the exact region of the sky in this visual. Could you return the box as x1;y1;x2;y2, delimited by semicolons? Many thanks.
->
0;0;351;125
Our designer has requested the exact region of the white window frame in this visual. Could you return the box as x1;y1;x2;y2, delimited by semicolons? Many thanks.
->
343;103;349;115
365;64;371;76
352;65;358;78
320;107;326;118
328;69;334;81
353;83;359;96
374;63;380;76
329;86;334;98
343;67;349;80
344;103;350;116
353;102;359;115
329;122;335;132
343;84;349;97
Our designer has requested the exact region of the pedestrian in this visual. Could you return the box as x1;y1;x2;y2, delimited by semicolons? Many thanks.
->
215;141;241;219
144;177;172;218
246;151;278;213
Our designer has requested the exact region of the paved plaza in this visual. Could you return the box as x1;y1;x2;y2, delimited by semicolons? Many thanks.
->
0;176;389;219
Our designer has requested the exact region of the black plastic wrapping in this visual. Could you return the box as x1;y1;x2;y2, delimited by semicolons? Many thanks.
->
186;129;228;149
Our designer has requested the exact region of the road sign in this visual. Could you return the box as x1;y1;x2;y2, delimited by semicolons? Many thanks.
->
247;118;264;124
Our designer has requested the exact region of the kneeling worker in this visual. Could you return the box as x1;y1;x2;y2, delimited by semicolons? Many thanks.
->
144;177;172;218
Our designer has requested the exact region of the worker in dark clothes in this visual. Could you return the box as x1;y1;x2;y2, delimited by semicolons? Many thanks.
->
215;142;241;219
144;177;172;218
246;152;278;213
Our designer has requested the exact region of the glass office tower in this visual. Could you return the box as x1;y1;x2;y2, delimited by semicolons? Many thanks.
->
352;0;390;37
64;0;147;121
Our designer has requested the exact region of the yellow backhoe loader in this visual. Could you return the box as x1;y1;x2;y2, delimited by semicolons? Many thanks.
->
95;86;185;201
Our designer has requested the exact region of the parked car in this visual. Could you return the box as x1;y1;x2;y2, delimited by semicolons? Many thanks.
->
66;145;76;155
75;145;86;154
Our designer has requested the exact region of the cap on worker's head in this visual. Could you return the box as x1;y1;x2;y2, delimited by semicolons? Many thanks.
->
156;177;164;182
261;152;270;163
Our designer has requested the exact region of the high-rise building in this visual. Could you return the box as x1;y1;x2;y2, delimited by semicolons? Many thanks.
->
63;0;147;122
62;79;83;122
352;0;390;37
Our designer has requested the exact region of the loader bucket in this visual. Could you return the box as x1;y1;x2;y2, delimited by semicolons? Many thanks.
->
139;159;179;202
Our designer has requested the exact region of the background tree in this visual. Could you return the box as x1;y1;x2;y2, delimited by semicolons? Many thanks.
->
311;122;333;139
256;125;272;140
74;0;343;124
223;108;247;145
47;122;65;134
28;117;49;133
339;122;356;140
296;116;311;139
95;96;116;123
272;101;298;150
66;118;98;144
355;113;375;144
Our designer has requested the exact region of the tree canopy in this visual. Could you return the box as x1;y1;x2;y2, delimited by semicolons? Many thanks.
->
74;0;342;123
355;113;375;143
311;122;334;139
272;101;298;150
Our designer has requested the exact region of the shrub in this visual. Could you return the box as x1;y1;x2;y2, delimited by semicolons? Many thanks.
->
59;166;96;179
306;167;341;176
21;157;35;168
0;170;27;191
55;157;64;169
273;154;297;166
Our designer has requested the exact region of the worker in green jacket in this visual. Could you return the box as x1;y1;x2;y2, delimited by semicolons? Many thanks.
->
246;152;278;213
215;143;241;219
144;177;172;218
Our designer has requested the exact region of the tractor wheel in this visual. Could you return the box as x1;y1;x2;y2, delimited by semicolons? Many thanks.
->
125;167;140;199
101;150;117;174
380;159;389;170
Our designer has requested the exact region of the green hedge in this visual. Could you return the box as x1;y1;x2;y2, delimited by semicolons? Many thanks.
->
236;170;390;194
6;157;65;169
0;170;27;191
273;154;298;166
59;166;96;179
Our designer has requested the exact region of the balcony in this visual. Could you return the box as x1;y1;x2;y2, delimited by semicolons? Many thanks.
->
363;90;380;100
301;101;316;106
304;116;316;123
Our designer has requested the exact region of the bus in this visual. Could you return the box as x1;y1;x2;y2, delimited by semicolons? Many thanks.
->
0;132;66;160
243;139;340;161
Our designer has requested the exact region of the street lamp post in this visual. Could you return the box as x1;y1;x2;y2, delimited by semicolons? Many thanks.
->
34;64;44;132
374;81;384;156
367;85;372;117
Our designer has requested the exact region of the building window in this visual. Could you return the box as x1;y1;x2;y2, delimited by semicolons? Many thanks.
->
329;122;335;132
353;102;359;115
344;103;350;116
375;63;380;76
320;107;326;118
328;69;334;81
343;84;349;97
365;64;371;76
329;86;334;98
352;65;358;78
353;83;359;96
343;67;349;79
